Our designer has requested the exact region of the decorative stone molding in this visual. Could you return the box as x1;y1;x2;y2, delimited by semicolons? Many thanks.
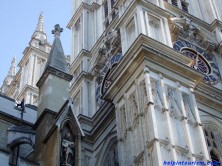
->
37;66;73;88
195;87;222;102
169;16;218;54
92;28;121;76
133;151;144;165
216;41;222;56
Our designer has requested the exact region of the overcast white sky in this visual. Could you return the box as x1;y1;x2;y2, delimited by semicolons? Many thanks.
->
0;0;72;86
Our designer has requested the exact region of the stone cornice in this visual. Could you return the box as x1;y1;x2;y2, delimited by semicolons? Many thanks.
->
194;83;222;111
28;36;51;48
102;34;204;102
78;102;116;144
116;0;172;28
164;1;222;32
36;66;73;88
18;45;49;67
0;110;34;126
17;84;39;100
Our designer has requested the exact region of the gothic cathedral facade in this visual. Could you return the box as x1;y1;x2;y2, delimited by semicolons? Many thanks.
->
1;0;222;166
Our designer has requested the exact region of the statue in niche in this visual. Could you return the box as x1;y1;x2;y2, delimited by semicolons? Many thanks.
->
61;133;75;166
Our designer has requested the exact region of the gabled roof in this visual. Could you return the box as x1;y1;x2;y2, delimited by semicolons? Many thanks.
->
42;99;85;143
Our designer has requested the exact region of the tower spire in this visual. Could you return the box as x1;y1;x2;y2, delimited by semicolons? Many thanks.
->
8;56;16;76
35;12;45;33
37;24;72;88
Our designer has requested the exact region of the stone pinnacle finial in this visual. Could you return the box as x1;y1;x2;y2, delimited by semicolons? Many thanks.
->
52;24;63;37
8;56;16;76
35;12;45;32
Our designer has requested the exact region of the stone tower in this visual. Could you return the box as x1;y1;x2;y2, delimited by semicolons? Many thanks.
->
17;13;51;105
34;24;73;163
36;24;73;118
67;0;222;165
1;13;51;106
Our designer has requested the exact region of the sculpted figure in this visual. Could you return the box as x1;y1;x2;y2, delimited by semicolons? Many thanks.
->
61;133;74;166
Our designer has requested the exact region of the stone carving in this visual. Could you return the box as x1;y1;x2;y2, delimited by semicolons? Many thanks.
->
196;87;222;102
52;24;63;36
128;92;138;127
61;133;75;166
182;93;196;125
152;79;164;109
92;28;121;76
166;86;183;118
139;81;149;113
169;16;218;54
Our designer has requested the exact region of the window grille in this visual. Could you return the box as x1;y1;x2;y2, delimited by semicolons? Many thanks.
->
104;1;108;18
181;1;189;12
111;0;115;8
171;0;178;6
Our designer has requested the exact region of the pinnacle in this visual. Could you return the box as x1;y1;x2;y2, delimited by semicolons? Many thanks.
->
35;12;45;33
8;56;16;76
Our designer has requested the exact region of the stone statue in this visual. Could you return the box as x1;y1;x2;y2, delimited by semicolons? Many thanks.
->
61;133;74;166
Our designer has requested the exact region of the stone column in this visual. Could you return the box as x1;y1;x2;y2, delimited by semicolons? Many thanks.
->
157;74;177;161
135;79;148;166
144;67;162;165
175;82;195;160
189;88;210;161
82;80;89;116
32;54;37;86
137;6;146;35
28;55;34;85
115;103;125;166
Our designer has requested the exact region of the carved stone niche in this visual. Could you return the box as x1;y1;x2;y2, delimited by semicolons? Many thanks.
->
169;16;218;55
